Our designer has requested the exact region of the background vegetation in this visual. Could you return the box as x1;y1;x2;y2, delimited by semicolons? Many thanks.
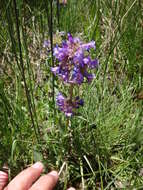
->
0;0;143;189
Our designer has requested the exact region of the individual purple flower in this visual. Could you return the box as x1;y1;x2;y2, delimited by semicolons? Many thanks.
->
53;46;69;62
56;93;84;117
73;50;84;66
81;41;96;51
75;96;84;108
43;40;50;48
83;57;99;69
51;65;69;82
84;72;96;82
51;66;60;75
70;67;84;84
89;59;99;69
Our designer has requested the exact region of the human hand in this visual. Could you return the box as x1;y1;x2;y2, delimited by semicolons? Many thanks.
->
1;162;58;190
0;162;75;190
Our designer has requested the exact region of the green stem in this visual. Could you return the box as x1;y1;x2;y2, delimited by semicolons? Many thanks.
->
67;118;73;157
69;84;74;101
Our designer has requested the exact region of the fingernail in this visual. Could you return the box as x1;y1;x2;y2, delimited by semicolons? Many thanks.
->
49;171;58;177
68;188;76;190
32;162;43;169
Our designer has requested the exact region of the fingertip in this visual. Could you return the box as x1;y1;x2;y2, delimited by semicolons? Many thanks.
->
49;171;58;177
31;162;44;171
67;188;76;190
29;170;59;190
48;170;59;182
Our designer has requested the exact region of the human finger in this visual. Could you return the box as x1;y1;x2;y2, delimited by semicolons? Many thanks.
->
0;171;8;190
6;162;43;190
29;171;58;190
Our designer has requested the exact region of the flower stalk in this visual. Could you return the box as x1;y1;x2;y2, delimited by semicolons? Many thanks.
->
46;33;99;155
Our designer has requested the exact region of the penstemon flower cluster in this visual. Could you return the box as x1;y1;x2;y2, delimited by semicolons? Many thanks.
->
51;33;98;117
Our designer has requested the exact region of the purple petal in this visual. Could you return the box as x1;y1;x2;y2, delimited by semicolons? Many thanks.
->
81;41;96;51
75;97;84;107
84;72;95;82
78;99;84;106
67;33;74;43
43;40;50;48
65;112;73;117
73;37;81;44
83;56;91;65
51;66;60;75
53;46;68;62
89;59;99;69
73;50;84;65
71;67;84;84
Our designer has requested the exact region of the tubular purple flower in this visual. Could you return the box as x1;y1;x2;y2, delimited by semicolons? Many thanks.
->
67;33;74;43
84;72;95;83
43;40;50;48
75;96;84;108
56;93;65;106
53;46;68;62
51;66;60;75
81;41;96;51
51;66;69;82
73;50;84;66
71;67;84;84
83;56;91;65
89;59;99;69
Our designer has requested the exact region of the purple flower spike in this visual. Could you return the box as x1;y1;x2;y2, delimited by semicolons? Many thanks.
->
50;34;98;116
56;93;84;117
52;34;98;84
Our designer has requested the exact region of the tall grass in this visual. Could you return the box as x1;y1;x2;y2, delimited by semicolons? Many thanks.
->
0;0;143;189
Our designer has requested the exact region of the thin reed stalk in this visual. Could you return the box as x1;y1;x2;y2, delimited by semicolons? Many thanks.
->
21;25;41;136
57;0;60;28
49;0;55;111
13;0;39;142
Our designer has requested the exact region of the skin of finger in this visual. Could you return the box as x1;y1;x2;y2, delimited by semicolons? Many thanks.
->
29;172;59;190
0;184;6;190
6;162;43;190
0;172;8;190
0;180;8;190
0;186;4;190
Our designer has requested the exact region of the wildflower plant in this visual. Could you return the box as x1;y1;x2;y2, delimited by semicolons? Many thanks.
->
51;33;99;117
